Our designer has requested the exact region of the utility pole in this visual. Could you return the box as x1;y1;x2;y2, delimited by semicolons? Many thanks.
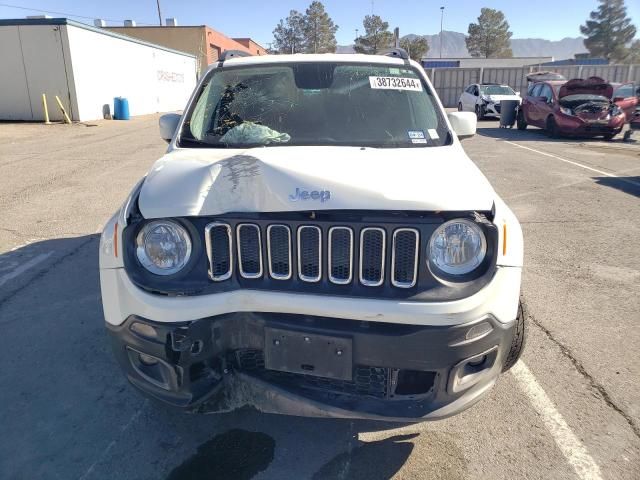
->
156;0;162;26
439;6;445;58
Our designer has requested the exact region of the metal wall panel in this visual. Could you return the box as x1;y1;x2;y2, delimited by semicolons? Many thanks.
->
429;64;639;108
431;68;480;107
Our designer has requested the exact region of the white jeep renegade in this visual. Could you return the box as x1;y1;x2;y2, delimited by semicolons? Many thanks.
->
99;50;524;421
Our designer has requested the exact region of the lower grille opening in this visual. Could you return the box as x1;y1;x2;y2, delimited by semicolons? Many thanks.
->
394;369;436;395
234;349;389;399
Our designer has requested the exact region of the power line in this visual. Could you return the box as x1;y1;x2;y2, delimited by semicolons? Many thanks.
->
0;2;157;25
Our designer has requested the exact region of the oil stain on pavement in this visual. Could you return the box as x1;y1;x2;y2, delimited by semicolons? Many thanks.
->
166;429;275;480
312;432;466;480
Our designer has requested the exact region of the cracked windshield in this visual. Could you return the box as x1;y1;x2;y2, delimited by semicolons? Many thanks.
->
183;63;448;147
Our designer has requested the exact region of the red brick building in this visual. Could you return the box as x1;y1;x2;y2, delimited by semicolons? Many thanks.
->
105;24;265;75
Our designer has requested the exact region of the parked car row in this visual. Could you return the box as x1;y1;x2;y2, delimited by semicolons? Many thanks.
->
458;74;639;140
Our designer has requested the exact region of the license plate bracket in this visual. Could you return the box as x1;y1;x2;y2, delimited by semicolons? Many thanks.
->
264;328;353;381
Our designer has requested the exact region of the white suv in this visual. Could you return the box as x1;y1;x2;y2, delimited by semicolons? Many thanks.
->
458;83;521;119
99;50;524;421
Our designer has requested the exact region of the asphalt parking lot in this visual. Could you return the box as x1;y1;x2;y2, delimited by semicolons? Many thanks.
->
1;115;639;480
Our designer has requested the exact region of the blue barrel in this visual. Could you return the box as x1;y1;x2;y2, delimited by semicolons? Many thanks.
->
113;97;130;120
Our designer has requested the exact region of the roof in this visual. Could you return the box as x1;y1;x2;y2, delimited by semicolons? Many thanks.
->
217;52;409;68
0;18;196;58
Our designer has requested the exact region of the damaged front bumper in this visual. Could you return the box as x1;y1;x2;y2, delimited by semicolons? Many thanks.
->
107;312;516;421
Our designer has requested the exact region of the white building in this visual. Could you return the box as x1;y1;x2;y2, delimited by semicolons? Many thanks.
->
0;18;198;122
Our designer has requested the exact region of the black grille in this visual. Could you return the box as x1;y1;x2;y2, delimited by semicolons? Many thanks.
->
206;223;232;281
237;224;262;278
235;349;388;399
267;225;291;279
298;226;321;282
360;228;385;286
329;227;353;284
392;229;419;288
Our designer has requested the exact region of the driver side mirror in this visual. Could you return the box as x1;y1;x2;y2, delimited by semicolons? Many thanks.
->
159;113;181;143
448;111;477;139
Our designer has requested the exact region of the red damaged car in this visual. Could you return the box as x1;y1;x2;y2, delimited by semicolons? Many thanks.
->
517;76;626;140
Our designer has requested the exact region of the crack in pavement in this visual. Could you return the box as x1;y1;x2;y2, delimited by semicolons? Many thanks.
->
521;297;640;440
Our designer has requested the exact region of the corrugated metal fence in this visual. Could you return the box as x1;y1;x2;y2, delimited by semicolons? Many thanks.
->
427;64;640;107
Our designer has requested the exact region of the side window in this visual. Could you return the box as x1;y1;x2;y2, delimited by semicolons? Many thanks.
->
540;85;552;102
614;84;633;99
530;84;543;97
473;86;479;96
466;85;474;94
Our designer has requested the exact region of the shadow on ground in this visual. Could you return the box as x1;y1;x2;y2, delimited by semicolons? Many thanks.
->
0;235;467;480
475;123;632;144
593;176;640;198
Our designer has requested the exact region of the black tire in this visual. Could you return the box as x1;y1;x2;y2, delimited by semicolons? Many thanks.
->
458;102;463;112
503;302;527;372
516;109;527;130
603;131;617;141
545;116;559;138
475;104;485;120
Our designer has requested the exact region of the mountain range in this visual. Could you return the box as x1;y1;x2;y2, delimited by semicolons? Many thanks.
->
338;31;589;60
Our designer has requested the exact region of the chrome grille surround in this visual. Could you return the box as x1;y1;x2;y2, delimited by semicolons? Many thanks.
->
204;221;425;290
359;227;386;287
328;226;353;284
391;228;420;288
236;223;263;279
204;222;233;281
266;224;292;280
297;225;322;283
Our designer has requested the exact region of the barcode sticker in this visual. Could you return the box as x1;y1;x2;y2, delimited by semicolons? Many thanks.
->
369;76;423;91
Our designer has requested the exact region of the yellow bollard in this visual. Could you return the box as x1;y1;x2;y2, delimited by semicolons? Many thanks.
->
54;95;72;124
41;94;51;124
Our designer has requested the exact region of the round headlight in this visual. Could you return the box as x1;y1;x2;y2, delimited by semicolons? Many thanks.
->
428;219;487;276
136;220;192;275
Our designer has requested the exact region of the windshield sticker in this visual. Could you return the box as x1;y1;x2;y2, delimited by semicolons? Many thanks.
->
408;130;425;139
427;129;440;140
369;76;423;91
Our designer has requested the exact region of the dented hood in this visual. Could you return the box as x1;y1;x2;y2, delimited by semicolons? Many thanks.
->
559;77;613;99
138;146;496;218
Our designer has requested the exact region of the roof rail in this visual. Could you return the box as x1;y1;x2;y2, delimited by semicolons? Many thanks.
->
385;48;410;61
218;50;251;66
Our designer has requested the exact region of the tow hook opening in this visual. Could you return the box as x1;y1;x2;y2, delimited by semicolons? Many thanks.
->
448;346;498;394
126;347;174;390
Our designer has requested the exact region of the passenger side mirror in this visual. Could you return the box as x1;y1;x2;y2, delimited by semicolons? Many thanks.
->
448;112;477;139
159;113;181;143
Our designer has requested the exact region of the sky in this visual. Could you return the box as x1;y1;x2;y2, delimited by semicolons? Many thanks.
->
1;0;639;48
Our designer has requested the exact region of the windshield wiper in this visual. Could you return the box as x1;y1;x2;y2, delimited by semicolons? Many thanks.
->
178;137;231;148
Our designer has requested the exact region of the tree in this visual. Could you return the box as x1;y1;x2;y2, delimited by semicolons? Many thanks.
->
272;10;305;54
303;1;338;53
354;15;394;54
622;39;640;63
400;36;430;61
580;0;636;62
465;8;513;58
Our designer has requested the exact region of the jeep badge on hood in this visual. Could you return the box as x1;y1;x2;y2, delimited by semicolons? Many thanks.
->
288;188;331;203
